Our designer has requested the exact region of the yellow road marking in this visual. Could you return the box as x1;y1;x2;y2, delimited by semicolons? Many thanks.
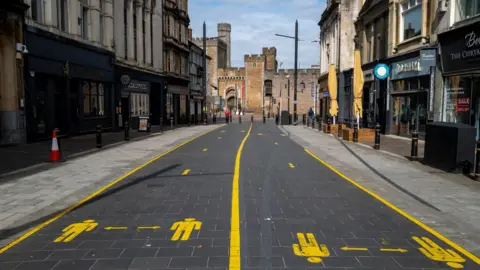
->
241;130;245;133
104;226;128;231
170;218;202;241
380;248;408;253
203;148;208;152
274;142;278;145
54;220;98;243
220;130;226;133
288;163;295;168
230;122;252;269
182;169;191;175
413;236;465;269
258;133;263;136
137;226;160;230
218;136;222;139
0;125;223;253
341;247;368;251
292;233;329;263
281;134;287;136
304;149;480;265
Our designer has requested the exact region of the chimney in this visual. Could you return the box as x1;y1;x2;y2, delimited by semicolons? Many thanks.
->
188;28;193;41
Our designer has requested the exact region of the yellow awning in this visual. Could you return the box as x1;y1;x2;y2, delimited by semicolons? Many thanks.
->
327;64;338;116
353;50;364;118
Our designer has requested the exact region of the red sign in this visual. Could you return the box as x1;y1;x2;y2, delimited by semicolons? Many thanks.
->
456;97;470;112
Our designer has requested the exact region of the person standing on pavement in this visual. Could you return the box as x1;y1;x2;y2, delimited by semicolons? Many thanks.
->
308;108;314;125
225;109;230;124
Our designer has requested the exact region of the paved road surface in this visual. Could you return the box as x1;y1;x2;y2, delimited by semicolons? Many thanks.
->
0;121;478;269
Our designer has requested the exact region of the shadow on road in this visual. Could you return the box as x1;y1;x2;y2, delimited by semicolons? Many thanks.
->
0;164;180;243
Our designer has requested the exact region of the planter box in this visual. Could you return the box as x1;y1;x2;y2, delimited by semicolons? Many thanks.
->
323;124;345;134
342;128;375;142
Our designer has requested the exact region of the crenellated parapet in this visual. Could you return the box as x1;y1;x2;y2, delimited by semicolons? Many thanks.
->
276;68;321;78
192;37;227;48
217;23;231;32
262;47;277;55
244;54;265;62
218;67;245;77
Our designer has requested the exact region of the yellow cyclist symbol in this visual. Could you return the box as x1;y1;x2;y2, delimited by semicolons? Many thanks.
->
292;233;330;263
170;218;202;241
54;220;98;243
412;236;465;269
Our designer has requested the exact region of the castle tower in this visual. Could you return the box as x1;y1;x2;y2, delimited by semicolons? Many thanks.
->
244;54;265;113
262;47;277;72
217;23;231;68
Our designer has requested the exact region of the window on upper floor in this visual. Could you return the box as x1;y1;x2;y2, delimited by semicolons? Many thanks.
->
454;0;480;23
143;13;146;62
133;12;137;60
178;23;182;41
80;0;89;39
31;0;40;21
184;25;188;43
167;50;171;71
400;0;422;42
179;0;183;10
173;18;177;38
124;0;128;58
99;0;105;44
57;0;68;31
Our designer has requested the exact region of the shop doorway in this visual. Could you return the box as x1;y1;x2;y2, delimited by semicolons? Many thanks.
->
391;91;428;139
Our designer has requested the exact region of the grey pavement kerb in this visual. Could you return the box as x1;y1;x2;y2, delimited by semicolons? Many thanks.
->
283;125;480;256
0;124;225;247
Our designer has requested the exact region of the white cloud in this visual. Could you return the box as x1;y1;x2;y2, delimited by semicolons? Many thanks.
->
189;0;326;69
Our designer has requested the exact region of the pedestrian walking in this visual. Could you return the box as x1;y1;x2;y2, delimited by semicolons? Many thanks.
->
308;108;314;125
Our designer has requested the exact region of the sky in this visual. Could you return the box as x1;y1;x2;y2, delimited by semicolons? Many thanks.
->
189;0;326;69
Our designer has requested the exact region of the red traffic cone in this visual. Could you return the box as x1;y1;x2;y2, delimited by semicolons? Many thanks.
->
50;129;60;162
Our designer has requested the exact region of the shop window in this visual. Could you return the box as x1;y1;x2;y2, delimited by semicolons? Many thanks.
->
83;81;106;117
166;93;173;116
455;0;480;23
131;93;149;117
400;0;422;41
443;76;472;124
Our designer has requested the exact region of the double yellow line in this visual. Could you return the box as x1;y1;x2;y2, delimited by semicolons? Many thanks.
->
229;123;252;269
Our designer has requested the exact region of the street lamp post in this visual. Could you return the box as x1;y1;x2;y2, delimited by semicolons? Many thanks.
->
275;20;300;123
202;22;207;121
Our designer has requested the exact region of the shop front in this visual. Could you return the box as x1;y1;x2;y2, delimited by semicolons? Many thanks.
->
189;90;204;124
24;26;115;142
115;65;164;129
339;69;353;127
388;52;435;139
438;21;480;139
165;79;189;125
317;73;329;121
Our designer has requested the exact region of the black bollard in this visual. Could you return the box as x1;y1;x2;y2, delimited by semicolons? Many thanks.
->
226;116;229;124
251;115;254;123
411;130;419;158
213;115;216;124
170;116;174;130
204;115;207;125
374;123;381;150
276;115;279;125
474;141;480;179
303;114;306;125
96;125;102;148
239;116;242;124
263;115;266;124
160;117;163;132
337;121;343;137
318;117;322;131
353;122;359;143
327;118;331;134
229;114;232;123
124;121;130;141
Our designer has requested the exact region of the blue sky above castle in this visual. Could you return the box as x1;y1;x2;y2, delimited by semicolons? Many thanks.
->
189;0;326;69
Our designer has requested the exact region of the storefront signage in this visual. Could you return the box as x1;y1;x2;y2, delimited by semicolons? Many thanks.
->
420;49;436;67
68;63;107;80
124;80;150;92
364;69;374;82
390;56;430;80
456;98;470;112
374;64;389;80
438;20;480;74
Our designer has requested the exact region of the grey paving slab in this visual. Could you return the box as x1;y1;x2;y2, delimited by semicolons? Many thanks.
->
238;122;480;269
0;122;248;270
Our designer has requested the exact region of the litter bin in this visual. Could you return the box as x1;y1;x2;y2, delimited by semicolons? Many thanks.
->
138;115;151;132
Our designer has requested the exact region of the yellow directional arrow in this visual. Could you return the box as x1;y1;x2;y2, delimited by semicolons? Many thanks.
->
182;169;191;176
380;248;408;253
203;148;208;152
137;226;161;230
104;226;128;231
289;163;295;168
341;247;368;251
